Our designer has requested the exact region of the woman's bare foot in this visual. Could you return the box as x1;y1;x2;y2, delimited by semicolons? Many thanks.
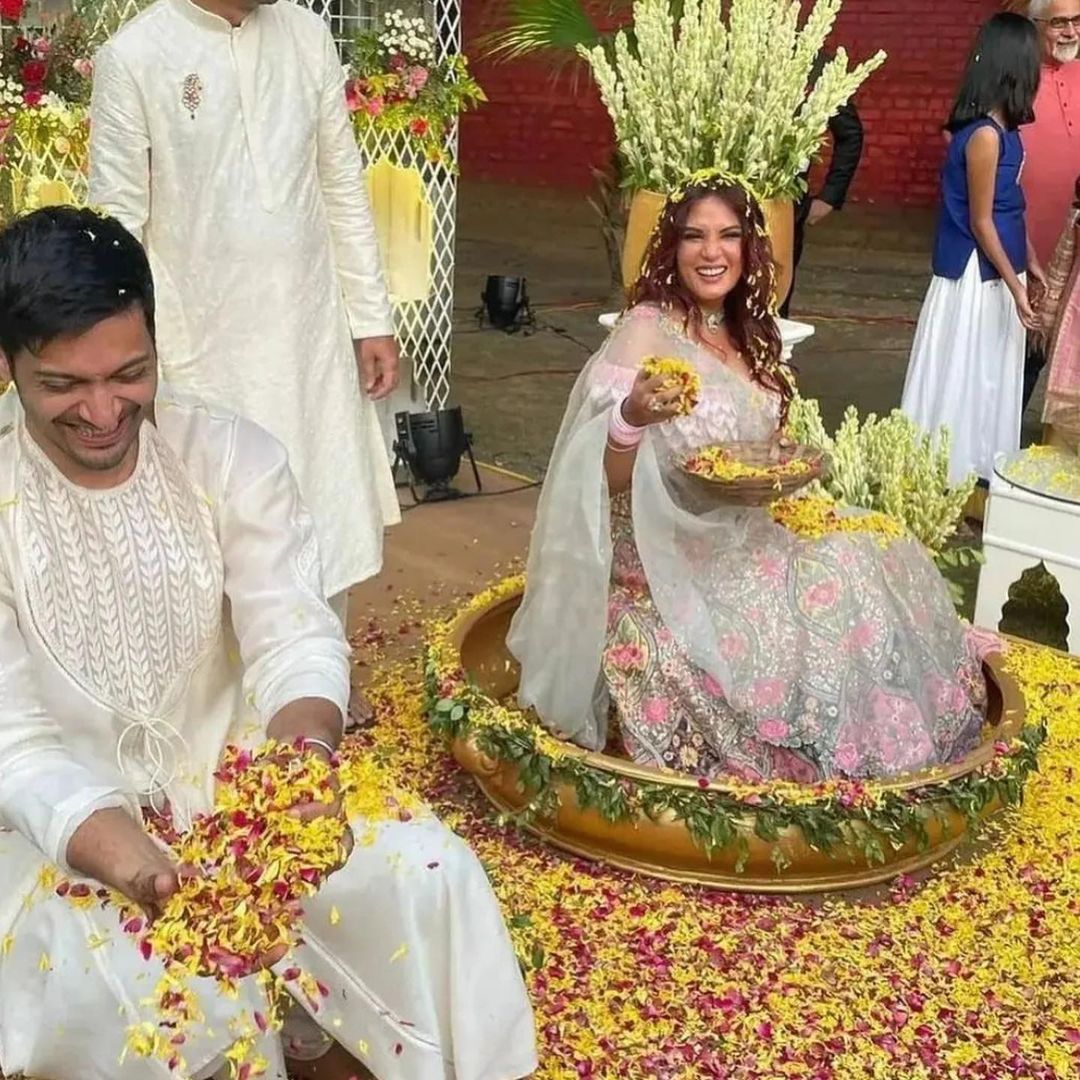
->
285;1040;375;1079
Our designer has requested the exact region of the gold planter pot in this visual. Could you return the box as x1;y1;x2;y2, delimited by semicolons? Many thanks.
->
621;189;796;308
447;586;1028;894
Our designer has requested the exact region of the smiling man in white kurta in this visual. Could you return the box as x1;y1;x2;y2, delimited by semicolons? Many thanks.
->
0;208;537;1080
88;0;402;626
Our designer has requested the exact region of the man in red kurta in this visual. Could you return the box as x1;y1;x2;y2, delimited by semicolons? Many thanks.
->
1022;0;1080;404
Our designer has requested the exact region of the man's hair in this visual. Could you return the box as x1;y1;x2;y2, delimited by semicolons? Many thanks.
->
0;206;155;364
1027;0;1053;19
946;13;1042;132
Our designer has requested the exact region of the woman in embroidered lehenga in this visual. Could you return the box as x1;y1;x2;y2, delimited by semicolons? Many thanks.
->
507;175;991;784
1039;175;1080;451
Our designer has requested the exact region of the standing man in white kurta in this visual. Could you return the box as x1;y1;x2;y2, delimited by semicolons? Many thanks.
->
0;207;537;1080
88;0;402;627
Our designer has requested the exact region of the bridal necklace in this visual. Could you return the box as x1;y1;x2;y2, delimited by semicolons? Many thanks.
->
702;308;725;333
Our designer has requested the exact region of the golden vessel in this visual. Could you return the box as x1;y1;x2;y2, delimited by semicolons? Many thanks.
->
446;585;1027;894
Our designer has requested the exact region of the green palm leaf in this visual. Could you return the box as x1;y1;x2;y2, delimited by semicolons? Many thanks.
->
477;0;607;62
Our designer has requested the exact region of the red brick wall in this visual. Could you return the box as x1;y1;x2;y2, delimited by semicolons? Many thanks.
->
460;0;1001;206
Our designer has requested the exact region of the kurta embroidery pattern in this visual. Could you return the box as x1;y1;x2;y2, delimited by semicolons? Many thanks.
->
18;427;223;720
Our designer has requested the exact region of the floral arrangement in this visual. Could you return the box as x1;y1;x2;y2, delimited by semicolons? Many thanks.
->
579;0;886;198
770;492;907;547
785;394;976;557
0;0;95;218
640;355;700;415
345;8;485;169
425;576;1045;875
0;0;94;108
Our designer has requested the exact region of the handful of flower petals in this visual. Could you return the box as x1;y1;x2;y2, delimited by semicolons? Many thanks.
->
110;740;353;1077
140;740;348;982
640;355;701;416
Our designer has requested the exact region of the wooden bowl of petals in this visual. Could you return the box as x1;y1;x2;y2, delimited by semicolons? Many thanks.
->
680;440;824;506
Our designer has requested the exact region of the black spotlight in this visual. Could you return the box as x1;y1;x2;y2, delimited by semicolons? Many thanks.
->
391;407;482;504
478;275;534;333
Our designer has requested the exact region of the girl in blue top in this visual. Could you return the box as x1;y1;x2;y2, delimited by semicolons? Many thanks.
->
902;14;1045;486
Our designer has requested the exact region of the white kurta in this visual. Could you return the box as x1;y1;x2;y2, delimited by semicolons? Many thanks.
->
0;390;537;1080
88;0;401;597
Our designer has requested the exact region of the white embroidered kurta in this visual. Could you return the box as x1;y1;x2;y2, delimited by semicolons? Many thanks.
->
0;390;537;1080
88;0;401;597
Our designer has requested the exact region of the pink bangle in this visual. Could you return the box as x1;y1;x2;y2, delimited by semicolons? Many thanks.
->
298;736;338;761
608;398;645;447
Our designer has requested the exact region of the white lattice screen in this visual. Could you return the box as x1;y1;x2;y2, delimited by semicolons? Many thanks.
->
313;0;461;410
4;0;461;409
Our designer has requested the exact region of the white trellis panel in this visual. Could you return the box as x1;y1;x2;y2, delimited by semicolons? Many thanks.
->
294;0;460;410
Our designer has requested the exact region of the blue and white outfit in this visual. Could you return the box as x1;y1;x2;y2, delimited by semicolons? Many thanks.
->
902;118;1028;484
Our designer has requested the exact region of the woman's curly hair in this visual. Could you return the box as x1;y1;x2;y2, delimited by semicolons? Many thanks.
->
628;180;795;421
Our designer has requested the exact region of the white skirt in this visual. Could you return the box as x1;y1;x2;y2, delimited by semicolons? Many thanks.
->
901;253;1026;484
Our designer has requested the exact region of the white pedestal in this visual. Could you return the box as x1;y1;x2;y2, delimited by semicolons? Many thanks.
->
973;456;1080;653
597;313;815;361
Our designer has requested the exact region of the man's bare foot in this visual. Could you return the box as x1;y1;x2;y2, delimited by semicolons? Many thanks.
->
345;688;375;731
286;1040;375;1079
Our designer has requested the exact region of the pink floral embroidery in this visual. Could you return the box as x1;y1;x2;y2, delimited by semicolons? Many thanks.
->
927;674;969;716
754;553;786;583
834;742;860;772
607;643;645;671
846;620;880;652
757;718;790;741
642;698;670;726
751;678;786;709
701;672;726;698
719;633;748;660
803;578;841;612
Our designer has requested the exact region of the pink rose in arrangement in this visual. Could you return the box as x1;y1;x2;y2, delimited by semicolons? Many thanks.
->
756;717;790;742
22;88;43;107
20;59;47;85
32;36;51;58
365;97;385;117
72;57;93;79
344;79;363;112
642;698;670;726
407;65;429;92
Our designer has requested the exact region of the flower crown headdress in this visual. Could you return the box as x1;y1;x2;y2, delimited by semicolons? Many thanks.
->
665;168;768;237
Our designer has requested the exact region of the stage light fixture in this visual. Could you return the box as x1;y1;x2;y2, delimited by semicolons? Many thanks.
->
478;275;534;333
391;407;482;504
